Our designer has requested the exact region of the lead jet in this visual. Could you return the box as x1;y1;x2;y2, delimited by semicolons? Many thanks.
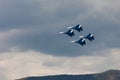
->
80;33;94;41
67;24;83;32
60;29;75;37
71;38;86;46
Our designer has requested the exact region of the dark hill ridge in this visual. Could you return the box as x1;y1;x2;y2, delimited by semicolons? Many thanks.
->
15;70;120;80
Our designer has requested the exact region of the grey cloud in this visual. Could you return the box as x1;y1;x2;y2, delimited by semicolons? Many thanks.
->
0;0;91;30
7;19;120;57
0;0;49;30
1;0;120;56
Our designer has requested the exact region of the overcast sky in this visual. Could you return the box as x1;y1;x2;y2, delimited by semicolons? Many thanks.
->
0;0;120;80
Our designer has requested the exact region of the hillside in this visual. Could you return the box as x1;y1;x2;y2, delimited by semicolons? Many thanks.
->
16;70;120;80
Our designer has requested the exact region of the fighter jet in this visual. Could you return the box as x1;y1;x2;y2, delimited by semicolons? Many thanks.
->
67;24;83;32
71;38;86;46
85;33;94;41
60;29;75;37
79;33;94;41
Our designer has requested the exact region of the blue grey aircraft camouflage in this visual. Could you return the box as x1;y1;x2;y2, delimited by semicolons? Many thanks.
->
67;24;83;32
60;29;75;37
60;24;94;46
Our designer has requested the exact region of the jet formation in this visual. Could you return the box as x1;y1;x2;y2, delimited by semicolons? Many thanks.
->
60;24;94;46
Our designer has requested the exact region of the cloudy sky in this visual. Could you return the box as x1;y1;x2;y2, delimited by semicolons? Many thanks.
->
0;0;120;80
